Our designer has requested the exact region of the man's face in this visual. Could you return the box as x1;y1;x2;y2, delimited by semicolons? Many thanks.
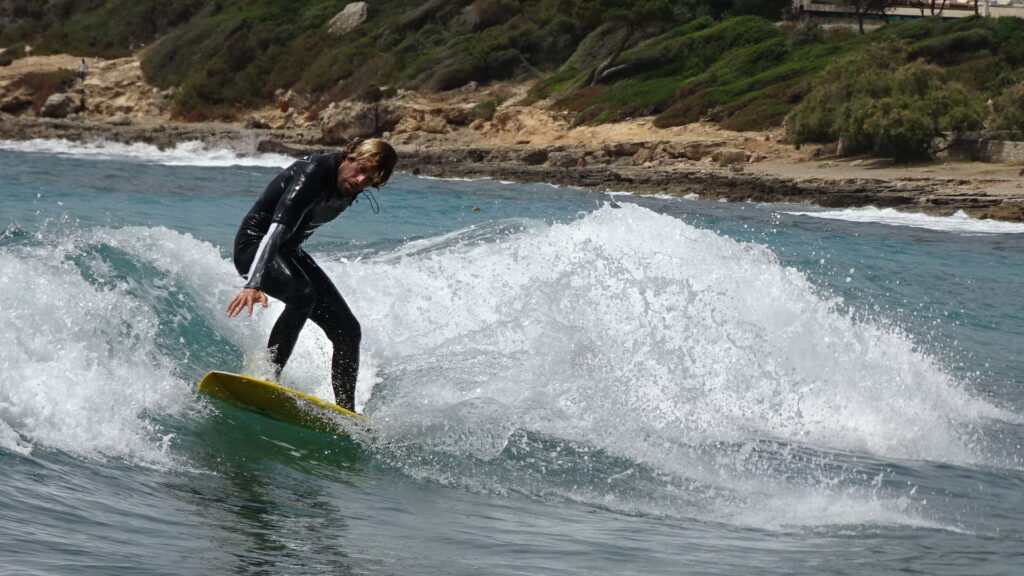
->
338;157;372;196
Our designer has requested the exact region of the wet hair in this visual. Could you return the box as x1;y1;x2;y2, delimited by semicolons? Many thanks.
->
345;138;398;188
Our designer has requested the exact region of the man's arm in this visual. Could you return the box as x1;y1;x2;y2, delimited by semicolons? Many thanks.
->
226;158;329;318
241;158;325;291
243;222;292;291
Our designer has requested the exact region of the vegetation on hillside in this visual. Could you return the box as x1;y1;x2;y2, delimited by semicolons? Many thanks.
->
5;1;1024;159
1;0;790;118
529;16;852;131
787;16;1024;159
788;44;985;161
0;1;204;58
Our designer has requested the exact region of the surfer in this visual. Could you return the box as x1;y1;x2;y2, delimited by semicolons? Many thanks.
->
226;138;398;412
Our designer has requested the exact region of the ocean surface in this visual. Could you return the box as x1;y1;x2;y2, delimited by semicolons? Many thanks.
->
1;138;1022;575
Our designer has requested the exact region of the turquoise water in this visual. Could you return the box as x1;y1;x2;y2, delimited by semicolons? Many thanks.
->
1;140;1023;575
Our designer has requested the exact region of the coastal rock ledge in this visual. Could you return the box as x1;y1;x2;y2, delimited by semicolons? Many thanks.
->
2;114;1022;223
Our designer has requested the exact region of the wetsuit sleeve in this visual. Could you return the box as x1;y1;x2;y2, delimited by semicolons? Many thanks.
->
271;158;330;229
243;222;292;290
243;158;330;290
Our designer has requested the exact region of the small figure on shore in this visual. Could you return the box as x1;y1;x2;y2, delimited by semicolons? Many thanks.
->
576;155;587;168
77;59;88;81
226;138;398;412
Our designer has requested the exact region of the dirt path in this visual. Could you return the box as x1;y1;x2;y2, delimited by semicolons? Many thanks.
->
0;54;86;79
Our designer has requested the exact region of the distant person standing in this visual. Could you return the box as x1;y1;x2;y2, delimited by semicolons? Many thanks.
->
77;59;88;81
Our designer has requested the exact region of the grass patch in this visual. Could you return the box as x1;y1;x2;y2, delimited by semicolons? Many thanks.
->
554;16;845;130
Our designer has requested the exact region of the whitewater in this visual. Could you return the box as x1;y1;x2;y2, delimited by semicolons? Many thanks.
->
1;140;1022;575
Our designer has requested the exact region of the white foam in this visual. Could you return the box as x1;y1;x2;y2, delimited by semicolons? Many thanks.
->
414;174;492;182
349;204;1006;462
0;138;294;168
0;222;307;462
320;203;1012;527
787;206;1024;234
0;420;32;456
0;247;191;462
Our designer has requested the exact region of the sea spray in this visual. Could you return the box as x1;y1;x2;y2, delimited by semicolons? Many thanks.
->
327;203;1008;526
346;205;1001;459
0;218;274;462
0;244;188;462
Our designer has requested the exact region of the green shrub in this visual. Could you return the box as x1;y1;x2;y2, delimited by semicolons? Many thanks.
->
459;0;521;31
2;1;204;59
989;82;1024;134
788;47;985;160
838;96;936;160
946;54;1008;92
420;59;479;91
405;13;540;91
0;43;29;66
551;16;795;127
651;75;710;128
141;15;241;89
473;99;498;120
532;17;582;69
910;28;994;66
570;104;601;127
647;27;842;130
5;0;1021;138
554;85;604;116
719;96;791;131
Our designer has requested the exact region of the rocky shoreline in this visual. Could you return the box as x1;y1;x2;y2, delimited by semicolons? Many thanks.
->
2;52;1024;223
4;113;1023;223
398;146;1024;221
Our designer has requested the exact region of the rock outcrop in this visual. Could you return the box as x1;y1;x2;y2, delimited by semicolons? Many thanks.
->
328;2;369;36
320;101;370;142
39;91;84;118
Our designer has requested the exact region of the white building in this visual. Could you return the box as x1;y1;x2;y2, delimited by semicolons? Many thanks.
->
793;1;1024;21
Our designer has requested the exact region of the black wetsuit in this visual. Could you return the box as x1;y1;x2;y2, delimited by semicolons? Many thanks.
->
233;152;360;411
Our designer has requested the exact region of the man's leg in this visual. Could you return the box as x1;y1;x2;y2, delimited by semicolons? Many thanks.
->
295;252;361;411
252;253;318;379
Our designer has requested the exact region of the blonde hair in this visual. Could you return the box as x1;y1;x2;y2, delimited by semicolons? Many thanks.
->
345;138;398;188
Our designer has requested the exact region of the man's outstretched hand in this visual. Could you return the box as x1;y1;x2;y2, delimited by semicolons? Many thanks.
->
227;288;268;317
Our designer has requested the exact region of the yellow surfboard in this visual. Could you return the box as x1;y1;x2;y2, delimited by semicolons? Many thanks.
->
198;371;365;437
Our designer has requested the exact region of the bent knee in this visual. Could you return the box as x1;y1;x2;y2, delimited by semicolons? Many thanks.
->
326;317;360;347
